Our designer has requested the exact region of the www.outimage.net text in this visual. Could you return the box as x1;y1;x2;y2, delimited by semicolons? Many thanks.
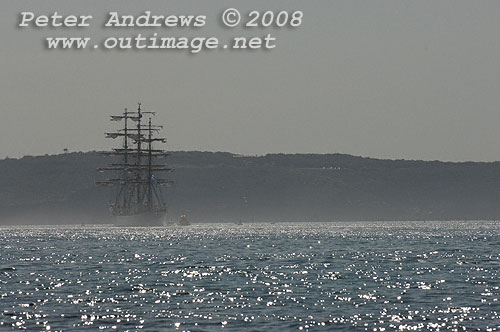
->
17;10;304;53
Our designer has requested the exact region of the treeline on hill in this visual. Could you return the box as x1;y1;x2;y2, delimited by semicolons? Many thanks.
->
1;151;500;224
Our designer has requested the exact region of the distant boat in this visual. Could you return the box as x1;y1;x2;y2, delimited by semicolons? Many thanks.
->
178;214;190;226
96;103;173;227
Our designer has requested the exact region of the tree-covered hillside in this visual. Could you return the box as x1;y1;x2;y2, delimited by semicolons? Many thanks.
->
1;151;500;224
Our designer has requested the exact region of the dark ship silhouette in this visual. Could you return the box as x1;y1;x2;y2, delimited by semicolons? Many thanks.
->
97;103;172;226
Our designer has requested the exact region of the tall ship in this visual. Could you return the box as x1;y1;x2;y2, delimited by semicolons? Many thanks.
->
96;103;172;226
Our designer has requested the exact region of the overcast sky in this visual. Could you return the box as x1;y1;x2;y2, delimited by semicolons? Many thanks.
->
1;1;500;161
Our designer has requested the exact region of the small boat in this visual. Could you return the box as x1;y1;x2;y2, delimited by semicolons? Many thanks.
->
178;214;190;226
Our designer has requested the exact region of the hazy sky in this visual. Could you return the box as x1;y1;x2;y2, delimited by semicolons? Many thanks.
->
1;1;500;161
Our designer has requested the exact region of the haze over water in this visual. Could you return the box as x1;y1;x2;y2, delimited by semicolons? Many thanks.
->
0;221;499;331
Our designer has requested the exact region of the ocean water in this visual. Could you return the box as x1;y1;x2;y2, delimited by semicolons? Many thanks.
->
0;221;499;331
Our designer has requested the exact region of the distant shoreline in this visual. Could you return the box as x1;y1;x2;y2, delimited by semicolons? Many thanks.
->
2;151;500;224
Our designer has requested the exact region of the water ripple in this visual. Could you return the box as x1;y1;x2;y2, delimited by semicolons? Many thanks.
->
0;221;499;331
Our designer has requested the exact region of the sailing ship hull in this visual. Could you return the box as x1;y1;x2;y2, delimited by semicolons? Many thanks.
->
114;211;167;227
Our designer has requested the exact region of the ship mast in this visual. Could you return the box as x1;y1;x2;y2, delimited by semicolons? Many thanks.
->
136;103;142;207
147;117;153;208
123;108;129;209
